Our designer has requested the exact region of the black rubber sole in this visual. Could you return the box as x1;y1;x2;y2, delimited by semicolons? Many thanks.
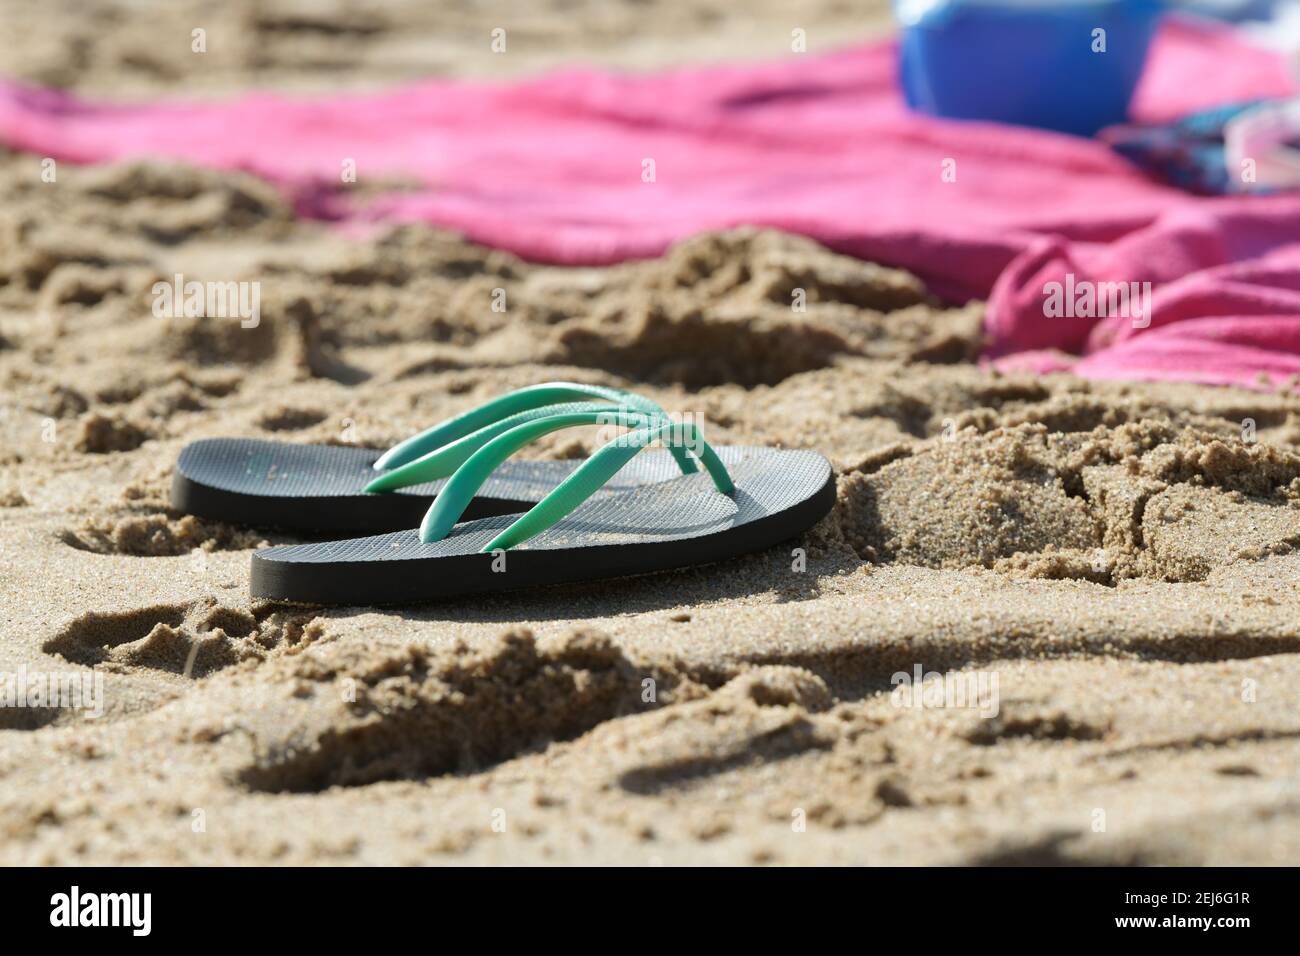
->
172;437;711;535
251;449;835;606
171;467;525;534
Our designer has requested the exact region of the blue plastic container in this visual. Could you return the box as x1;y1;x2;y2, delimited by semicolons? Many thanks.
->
897;0;1166;136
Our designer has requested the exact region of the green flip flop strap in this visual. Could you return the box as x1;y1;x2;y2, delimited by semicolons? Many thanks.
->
372;382;679;472
419;412;733;551
363;402;693;493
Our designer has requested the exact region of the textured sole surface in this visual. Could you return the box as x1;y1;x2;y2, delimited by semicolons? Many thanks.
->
173;437;744;535
252;448;835;605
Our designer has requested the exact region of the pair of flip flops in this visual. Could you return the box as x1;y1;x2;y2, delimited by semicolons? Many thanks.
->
173;383;835;605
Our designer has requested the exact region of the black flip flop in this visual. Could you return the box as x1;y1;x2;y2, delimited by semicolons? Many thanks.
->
172;437;701;535
172;384;712;535
251;445;834;605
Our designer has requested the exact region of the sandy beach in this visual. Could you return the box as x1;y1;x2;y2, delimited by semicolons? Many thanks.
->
1;0;1298;866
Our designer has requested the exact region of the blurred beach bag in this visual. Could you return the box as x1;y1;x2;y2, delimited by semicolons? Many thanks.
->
896;0;1166;135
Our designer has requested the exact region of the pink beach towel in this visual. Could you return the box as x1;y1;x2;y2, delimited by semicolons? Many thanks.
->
1;16;1297;390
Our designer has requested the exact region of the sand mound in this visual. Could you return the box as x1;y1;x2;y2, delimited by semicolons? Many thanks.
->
43;599;321;677
60;512;269;557
74;410;153;453
527;230;981;386
839;421;1300;582
237;628;659;792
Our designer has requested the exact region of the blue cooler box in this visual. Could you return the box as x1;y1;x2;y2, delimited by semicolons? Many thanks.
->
897;0;1166;136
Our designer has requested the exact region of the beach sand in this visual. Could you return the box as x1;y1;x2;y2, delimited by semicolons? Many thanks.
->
1;0;1298;865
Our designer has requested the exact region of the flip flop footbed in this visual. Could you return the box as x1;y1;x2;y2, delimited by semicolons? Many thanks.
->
251;447;835;604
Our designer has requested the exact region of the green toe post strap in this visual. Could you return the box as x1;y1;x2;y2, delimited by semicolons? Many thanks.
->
371;382;692;474
419;413;733;551
364;402;695;493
